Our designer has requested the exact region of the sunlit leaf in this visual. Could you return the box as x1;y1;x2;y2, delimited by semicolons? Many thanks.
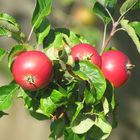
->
71;102;83;125
73;61;106;101
64;127;85;140
129;21;140;37
8;44;27;68
93;2;111;24
35;18;51;44
0;12;21;32
95;118;112;139
121;19;140;53
32;0;52;29
0;83;19;110
120;0;138;15
72;118;95;134
0;48;6;62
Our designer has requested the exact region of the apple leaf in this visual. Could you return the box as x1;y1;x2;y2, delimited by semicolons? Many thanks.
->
0;48;6;62
55;28;81;47
120;0;138;15
95;118;112;139
0;111;8;118
40;97;57;118
93;2;111;24
71;102;83;125
73;61;106;101
92;0;117;8
32;0;52;29
50;89;68;104
132;1;140;9
35;18;51;45
64;127;85;140
0;83;19;110
72;118;95;134
84;87;96;105
104;81;115;110
121;19;140;53
129;21;140;37
49;118;65;139
0;27;10;37
103;97;109;115
0;12;21;32
43;30;63;60
8;44;27;68
40;89;68;117
0;13;25;42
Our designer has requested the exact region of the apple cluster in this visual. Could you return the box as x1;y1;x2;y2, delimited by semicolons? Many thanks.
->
12;43;133;91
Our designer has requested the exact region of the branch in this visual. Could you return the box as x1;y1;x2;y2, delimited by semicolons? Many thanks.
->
100;22;119;54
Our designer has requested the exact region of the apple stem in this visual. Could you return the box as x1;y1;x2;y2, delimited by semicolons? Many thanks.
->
26;75;35;84
126;64;135;70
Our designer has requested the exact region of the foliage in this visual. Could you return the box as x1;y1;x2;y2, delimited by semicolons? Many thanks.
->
0;0;140;139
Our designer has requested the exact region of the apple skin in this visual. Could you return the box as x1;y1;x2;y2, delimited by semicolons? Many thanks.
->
71;43;101;68
101;50;131;88
12;51;53;91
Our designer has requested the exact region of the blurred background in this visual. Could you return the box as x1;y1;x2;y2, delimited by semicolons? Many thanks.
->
0;0;140;140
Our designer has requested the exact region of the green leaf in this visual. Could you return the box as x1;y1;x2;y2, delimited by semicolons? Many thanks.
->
0;13;25;42
64;127;85;140
104;81;115;110
71;102;83;125
93;2;111;24
44;30;63;60
129;21;140;37
44;30;64;50
0;83;19;110
84;88;96;105
50;89;68;104
0;12;21;32
73;61;106;101
72;118;95;134
103;97;109;115
35;18;51;44
8;44;27;68
95;118;112;139
55;28;81;46
121;19;140;53
40;88;67;118
92;0;105;6
0;27;10;36
0;27;25;43
87;125;104;140
0;48;6;62
32;0;52;29
19;88;48;120
49;118;65;139
120;0;138;15
78;35;90;44
0;111;8;118
40;97;57;117
105;0;118;8
133;1;140;9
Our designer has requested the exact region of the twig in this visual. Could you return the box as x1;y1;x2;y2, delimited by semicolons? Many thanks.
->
100;22;119;54
105;8;115;24
27;27;34;42
101;24;107;52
